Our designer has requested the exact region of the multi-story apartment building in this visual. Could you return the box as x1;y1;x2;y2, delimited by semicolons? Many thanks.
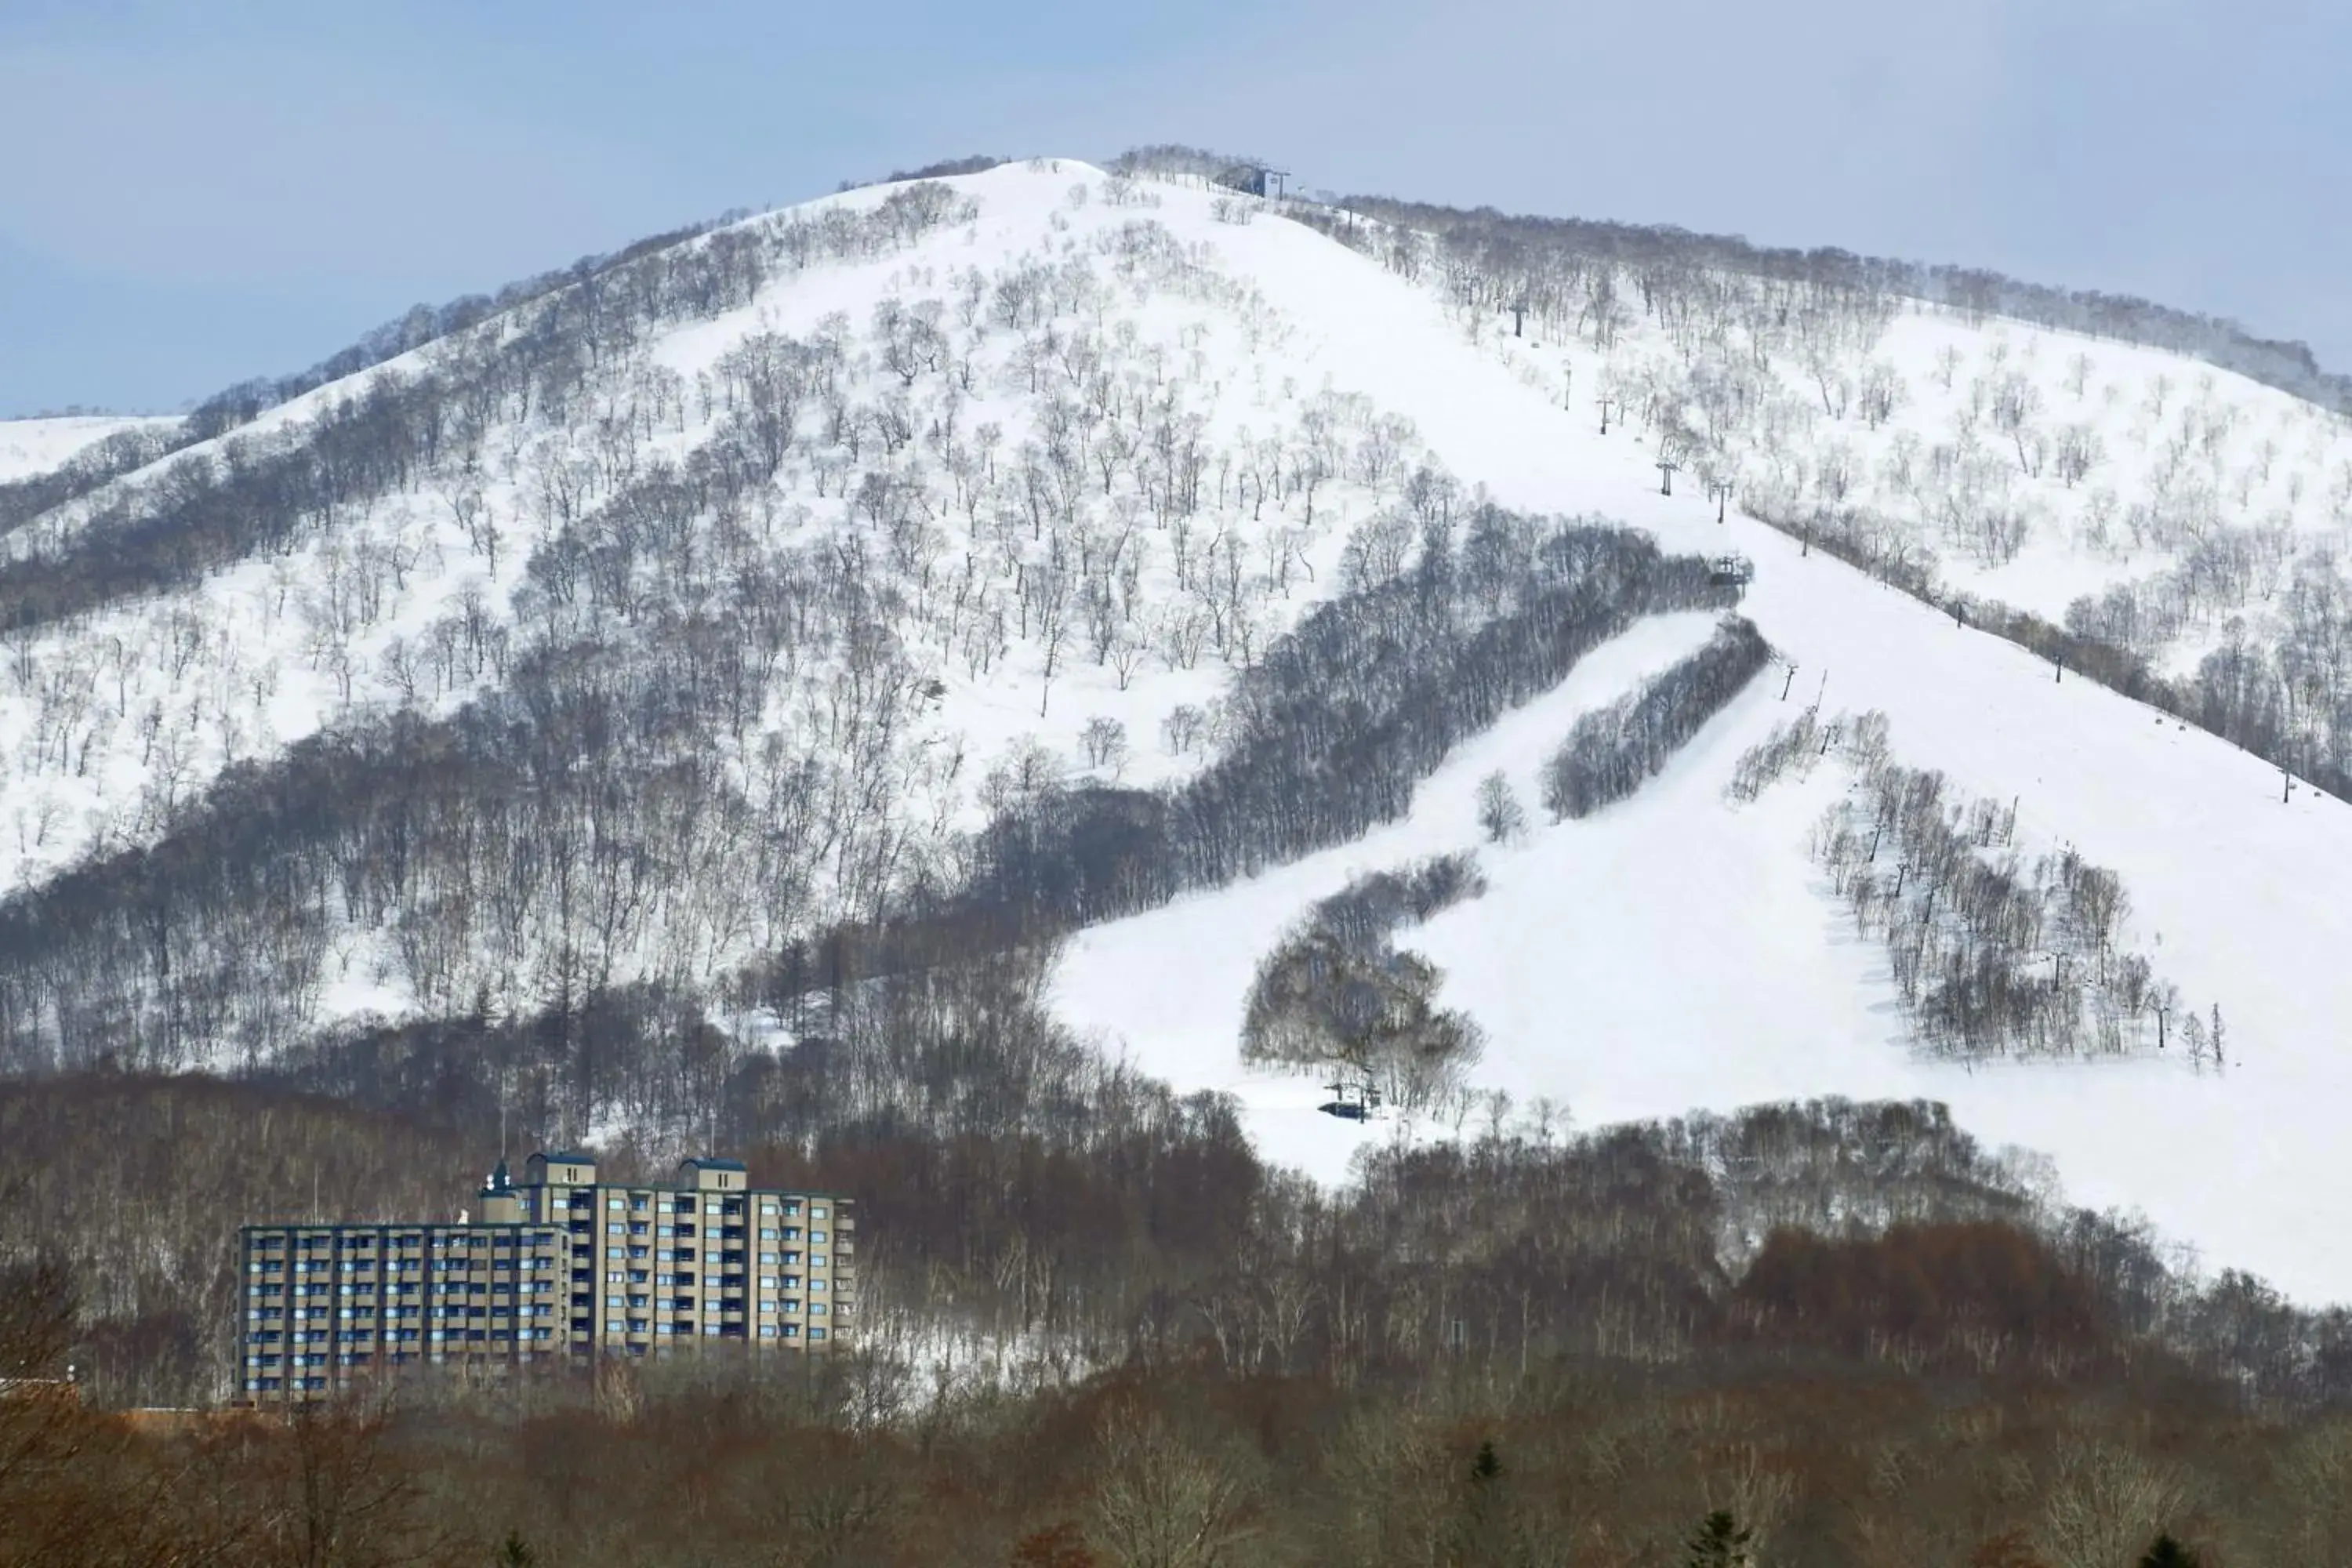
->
238;1152;856;1405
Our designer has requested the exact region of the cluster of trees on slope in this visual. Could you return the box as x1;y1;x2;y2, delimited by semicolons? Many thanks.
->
1240;855;1487;1111
954;509;1735;944
1538;615;1770;819
1733;709;2212;1064
2055;554;2352;800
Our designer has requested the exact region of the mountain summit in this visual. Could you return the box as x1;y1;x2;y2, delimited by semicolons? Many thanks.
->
2;152;2349;1305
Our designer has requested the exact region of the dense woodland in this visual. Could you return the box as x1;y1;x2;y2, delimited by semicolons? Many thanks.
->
1240;854;1489;1112
1538;616;1770;821
9;1066;2352;1563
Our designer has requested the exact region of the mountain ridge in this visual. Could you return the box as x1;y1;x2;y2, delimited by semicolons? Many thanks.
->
2;152;2349;1316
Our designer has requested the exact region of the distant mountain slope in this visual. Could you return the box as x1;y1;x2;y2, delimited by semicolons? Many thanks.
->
1281;176;2352;804
0;414;180;485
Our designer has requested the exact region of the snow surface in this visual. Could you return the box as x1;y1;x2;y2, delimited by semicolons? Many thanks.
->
1049;174;2352;1305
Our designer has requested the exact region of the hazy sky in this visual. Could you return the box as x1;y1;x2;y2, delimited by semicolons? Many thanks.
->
2;0;2344;415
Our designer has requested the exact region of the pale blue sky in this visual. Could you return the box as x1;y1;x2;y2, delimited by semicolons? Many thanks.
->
2;0;2345;414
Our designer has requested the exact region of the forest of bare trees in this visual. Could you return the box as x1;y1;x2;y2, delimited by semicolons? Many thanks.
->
1538;616;1770;820
9;1063;2352;1563
1240;855;1486;1112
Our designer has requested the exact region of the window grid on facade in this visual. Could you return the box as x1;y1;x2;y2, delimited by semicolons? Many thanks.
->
237;1152;855;1406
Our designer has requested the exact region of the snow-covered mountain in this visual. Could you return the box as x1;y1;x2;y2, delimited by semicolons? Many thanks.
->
5;155;2350;1303
1036;170;2352;1303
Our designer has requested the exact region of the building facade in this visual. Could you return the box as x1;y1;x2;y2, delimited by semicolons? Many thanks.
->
238;1152;855;1405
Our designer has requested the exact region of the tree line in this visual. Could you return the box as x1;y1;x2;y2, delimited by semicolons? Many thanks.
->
1538;615;1770;820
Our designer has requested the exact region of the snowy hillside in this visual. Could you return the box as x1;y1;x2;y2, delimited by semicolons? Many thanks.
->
0;414;178;485
8;156;2352;1309
1474;283;2352;678
0;162;1448;1042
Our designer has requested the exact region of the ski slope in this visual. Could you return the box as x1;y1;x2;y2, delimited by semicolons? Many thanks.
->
1051;177;2352;1306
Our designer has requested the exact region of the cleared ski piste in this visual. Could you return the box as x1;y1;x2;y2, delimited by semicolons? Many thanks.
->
1051;175;2352;1306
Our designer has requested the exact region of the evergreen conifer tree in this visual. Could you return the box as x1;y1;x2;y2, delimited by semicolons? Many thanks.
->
1686;1509;1753;1568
